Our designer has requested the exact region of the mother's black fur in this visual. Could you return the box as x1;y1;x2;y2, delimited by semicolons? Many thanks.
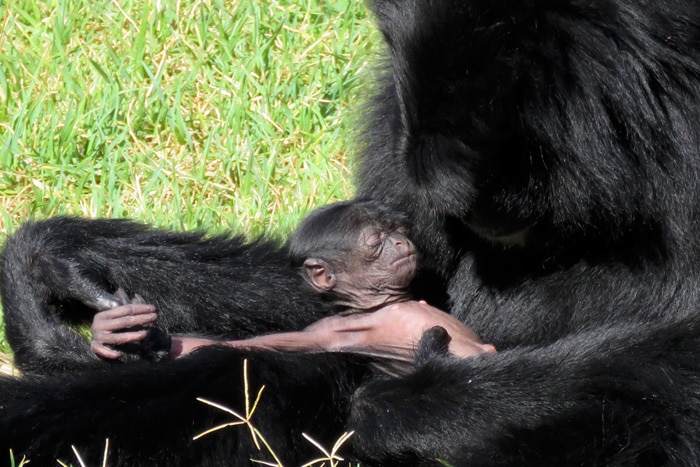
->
2;0;700;465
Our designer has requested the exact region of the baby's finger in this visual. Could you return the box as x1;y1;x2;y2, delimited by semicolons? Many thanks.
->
91;341;123;359
98;304;157;320
97;329;150;345
132;293;147;305
102;312;159;332
113;288;130;305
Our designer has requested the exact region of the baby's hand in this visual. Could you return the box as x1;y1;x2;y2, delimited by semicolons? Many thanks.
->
90;288;158;359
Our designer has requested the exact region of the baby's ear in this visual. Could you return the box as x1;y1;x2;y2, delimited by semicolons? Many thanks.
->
303;258;336;292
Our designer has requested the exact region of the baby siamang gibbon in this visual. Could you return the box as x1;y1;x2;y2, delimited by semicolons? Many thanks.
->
89;200;494;376
3;0;700;465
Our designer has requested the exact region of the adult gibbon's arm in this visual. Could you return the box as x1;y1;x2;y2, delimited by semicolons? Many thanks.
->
349;317;700;465
0;216;327;373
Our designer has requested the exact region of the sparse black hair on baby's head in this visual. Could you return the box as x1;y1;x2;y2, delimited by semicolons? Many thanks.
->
288;199;408;268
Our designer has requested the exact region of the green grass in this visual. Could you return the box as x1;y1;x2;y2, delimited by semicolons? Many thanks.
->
0;0;378;354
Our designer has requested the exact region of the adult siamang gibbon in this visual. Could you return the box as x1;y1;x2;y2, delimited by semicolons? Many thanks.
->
2;0;700;465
